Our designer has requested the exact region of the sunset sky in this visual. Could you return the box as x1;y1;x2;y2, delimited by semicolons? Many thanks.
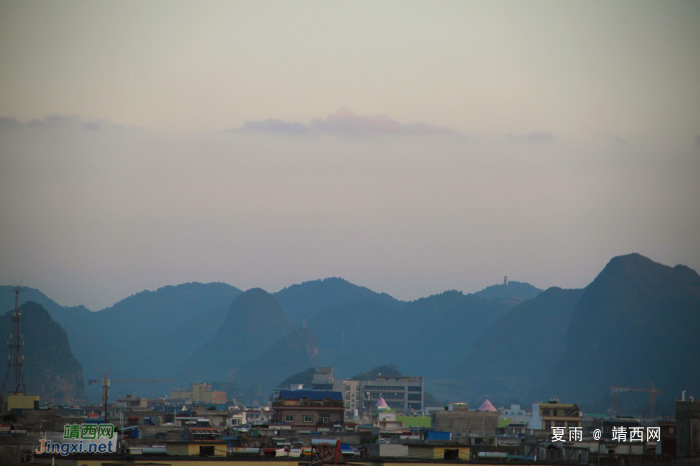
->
1;1;699;310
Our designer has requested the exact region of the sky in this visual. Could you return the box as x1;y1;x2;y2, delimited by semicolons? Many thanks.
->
1;0;699;311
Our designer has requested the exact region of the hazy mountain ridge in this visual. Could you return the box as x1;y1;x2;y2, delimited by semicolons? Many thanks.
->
546;253;700;403
0;282;243;400
237;327;320;395
442;287;584;401
0;286;92;329
274;277;404;326
4;255;696;408
437;253;700;406
181;288;292;383
0;301;84;404
472;280;543;305
308;290;516;380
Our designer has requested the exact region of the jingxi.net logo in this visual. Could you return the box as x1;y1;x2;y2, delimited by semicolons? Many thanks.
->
35;423;117;456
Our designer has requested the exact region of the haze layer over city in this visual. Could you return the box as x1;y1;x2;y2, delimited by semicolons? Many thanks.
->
1;1;698;311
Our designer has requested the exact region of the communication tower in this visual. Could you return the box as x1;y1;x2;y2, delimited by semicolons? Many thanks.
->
1;286;28;395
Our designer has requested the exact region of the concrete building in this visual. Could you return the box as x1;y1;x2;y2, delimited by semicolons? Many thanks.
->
171;383;226;404
271;389;345;432
500;404;532;424
115;395;148;409
528;400;582;431
431;402;499;435
676;399;700;466
311;367;361;420
1;393;40;411
312;367;424;419
358;375;424;413
372;397;404;431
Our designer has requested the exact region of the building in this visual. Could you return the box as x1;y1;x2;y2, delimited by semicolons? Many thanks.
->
658;419;676;456
165;440;226;457
408;443;470;460
528;400;582;431
372;397;404;431
357;375;424;414
311;367;337;390
311;367;425;419
115;395;148;409
431;402;499;435
676;398;700;466
272;389;344;432
171;383;226;404
600;417;642;440
2;393;40;411
311;368;359;420
500;404;532;424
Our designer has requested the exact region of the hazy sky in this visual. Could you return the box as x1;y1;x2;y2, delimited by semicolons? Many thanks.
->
1;1;699;310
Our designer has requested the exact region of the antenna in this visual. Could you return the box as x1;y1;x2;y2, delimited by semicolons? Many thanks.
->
1;282;28;395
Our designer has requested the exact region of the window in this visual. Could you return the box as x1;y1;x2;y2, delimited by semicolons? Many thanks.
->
304;415;313;423
381;392;405;399
408;386;422;392
555;421;565;428
568;421;579;428
199;446;215;457
408;394;422;401
543;409;550;416
319;413;331;424
284;415;294;422
545;420;552;429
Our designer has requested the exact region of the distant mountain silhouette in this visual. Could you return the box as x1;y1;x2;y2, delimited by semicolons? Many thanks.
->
308;290;515;379
274;277;403;326
546;253;700;403
0;282;242;400
237;327;319;396
277;367;317;388
182;288;291;383
444;287;584;402
351;365;403;380
0;301;84;404
473;280;543;305
0;286;91;329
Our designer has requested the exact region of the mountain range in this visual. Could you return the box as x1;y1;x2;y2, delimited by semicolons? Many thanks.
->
0;301;84;404
2;253;697;408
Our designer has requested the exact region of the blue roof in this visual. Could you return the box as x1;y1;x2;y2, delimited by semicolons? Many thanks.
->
278;389;343;401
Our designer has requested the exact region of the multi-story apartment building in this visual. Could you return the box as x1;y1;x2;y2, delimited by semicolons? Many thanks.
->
528;400;582;431
272;389;345;432
311;367;424;420
357;376;424;413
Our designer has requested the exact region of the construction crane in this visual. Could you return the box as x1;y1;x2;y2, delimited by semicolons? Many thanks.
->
88;372;176;423
610;383;662;419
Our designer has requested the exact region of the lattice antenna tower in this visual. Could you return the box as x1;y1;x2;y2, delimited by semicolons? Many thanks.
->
1;282;28;395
